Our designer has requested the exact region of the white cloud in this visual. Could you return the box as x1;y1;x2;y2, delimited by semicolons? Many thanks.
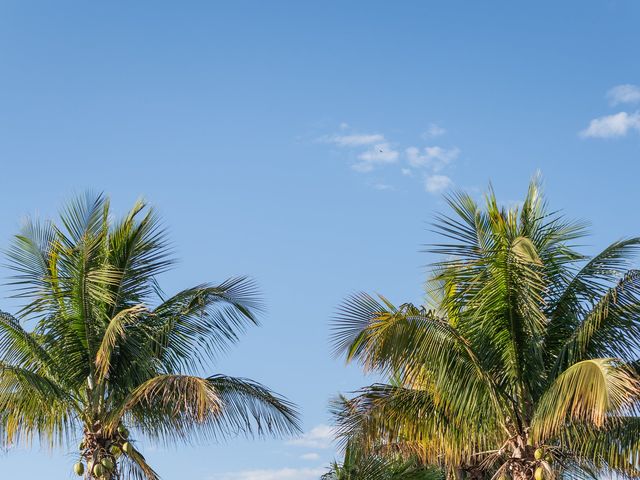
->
300;453;320;461
352;143;399;172
425;174;453;194
422;123;446;138
324;133;385;147
372;183;393;191
286;424;334;449
607;84;640;105
215;467;326;480
339;122;350;130
401;168;413;176
406;146;460;170
580;111;640;138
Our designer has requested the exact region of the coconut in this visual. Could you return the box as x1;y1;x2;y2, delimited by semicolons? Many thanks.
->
93;463;105;477
544;453;553;464
101;457;115;471
109;445;121;456
534;448;544;460
73;462;84;476
118;425;129;438
122;442;133;454
534;467;545;480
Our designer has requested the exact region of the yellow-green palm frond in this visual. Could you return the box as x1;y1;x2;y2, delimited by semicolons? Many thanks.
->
123;373;299;445
0;362;78;447
556;418;640;478
550;269;640;377
332;385;503;469
333;293;506;430
95;304;149;381
531;358;640;441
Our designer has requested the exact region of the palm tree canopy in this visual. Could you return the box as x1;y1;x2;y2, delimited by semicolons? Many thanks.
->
332;178;640;479
0;193;300;479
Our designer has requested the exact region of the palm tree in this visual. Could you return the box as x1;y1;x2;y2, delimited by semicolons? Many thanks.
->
0;193;300;479
332;178;640;480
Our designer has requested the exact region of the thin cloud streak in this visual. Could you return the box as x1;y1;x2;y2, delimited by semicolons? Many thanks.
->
323;133;385;147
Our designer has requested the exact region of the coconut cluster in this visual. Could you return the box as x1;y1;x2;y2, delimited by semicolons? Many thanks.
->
532;447;554;480
499;444;554;480
74;424;132;478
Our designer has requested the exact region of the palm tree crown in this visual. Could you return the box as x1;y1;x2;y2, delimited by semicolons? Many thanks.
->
333;179;640;480
0;193;299;479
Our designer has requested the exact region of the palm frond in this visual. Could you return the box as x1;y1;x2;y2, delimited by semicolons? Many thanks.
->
0;362;78;447
332;385;502;469
124;373;299;444
151;277;262;372
119;442;161;480
531;358;640;441
551;270;640;377
204;374;300;438
556;418;640;478
333;293;506;429
107;199;173;312
95;305;149;381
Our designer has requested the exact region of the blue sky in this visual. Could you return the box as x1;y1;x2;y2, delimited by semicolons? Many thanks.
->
1;1;640;479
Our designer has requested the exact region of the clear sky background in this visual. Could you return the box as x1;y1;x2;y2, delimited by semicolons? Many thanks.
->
0;1;639;479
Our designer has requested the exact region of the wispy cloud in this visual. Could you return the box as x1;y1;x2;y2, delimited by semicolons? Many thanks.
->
580;111;640;138
323;133;385;147
607;84;640;106
320;129;398;173
286;424;334;449
424;174;453;193
406;146;460;171
372;183;394;191
214;467;326;480
353;143;399;172
300;453;320;461
405;143;459;194
422;123;446;138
